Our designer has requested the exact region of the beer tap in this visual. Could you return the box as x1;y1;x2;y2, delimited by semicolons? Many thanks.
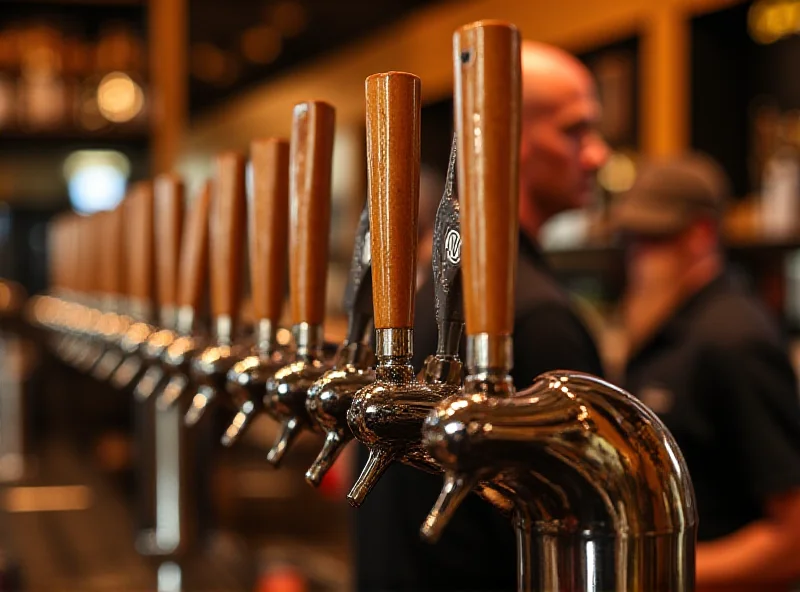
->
90;203;134;381
262;101;335;467
304;203;374;486
156;181;212;410
72;211;113;372
94;183;156;385
419;21;697;592
222;138;291;447
109;181;157;389
133;175;184;402
345;71;448;506
185;153;248;426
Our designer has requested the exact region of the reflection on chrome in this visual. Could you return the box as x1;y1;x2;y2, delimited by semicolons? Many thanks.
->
421;371;697;592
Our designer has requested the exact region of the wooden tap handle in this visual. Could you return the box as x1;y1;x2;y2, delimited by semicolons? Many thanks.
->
210;153;247;319
453;21;521;337
289;101;335;326
154;174;185;309
126;182;156;303
177;180;212;310
365;71;421;329
250;138;290;323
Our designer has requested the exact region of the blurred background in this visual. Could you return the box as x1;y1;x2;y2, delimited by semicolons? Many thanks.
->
1;0;800;590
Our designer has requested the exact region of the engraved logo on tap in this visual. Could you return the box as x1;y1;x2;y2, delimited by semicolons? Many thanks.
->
362;231;371;265
445;229;461;265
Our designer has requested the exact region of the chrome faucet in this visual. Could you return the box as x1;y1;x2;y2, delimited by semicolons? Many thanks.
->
222;138;293;447
304;203;375;486
262;101;336;467
418;21;697;592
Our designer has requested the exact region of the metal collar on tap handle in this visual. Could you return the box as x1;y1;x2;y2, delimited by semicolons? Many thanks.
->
417;20;698;592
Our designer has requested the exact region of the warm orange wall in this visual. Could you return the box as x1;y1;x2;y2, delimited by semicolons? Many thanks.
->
178;0;746;171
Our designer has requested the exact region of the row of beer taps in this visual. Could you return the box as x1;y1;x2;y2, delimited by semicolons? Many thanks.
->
29;20;697;592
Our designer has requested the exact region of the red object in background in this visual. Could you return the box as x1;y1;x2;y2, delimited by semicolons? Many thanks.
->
255;565;307;592
318;453;345;498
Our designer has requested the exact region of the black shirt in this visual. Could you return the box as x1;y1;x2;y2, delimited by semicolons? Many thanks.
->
624;272;800;541
353;232;604;592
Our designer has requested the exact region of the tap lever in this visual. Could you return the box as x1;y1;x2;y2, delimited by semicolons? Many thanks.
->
343;203;374;344
289;101;335;333
367;72;421;333
455;22;521;370
127;181;156;322
176;180;213;333
420;471;478;543
250;138;290;340
210;153;247;331
154;174;185;327
432;135;464;359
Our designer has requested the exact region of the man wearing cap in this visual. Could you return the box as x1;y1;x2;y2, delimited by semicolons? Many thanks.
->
614;153;800;591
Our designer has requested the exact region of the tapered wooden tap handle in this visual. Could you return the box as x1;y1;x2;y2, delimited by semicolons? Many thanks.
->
126;182;156;305
289;101;335;326
210;153;247;319
177;181;212;311
453;21;521;337
365;71;421;330
250;138;290;323
154;174;185;309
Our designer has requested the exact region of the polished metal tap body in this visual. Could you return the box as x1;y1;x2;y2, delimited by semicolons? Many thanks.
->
421;369;698;592
222;320;291;446
157;331;211;410
263;323;330;465
304;205;375;485
186;316;249;426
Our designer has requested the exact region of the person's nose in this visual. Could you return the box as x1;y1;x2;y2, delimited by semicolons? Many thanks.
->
582;132;609;172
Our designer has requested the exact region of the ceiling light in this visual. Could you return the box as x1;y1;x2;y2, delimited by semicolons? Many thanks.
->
97;72;144;123
63;150;130;214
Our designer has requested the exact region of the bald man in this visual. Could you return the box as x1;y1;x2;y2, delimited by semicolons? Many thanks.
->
353;42;609;591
